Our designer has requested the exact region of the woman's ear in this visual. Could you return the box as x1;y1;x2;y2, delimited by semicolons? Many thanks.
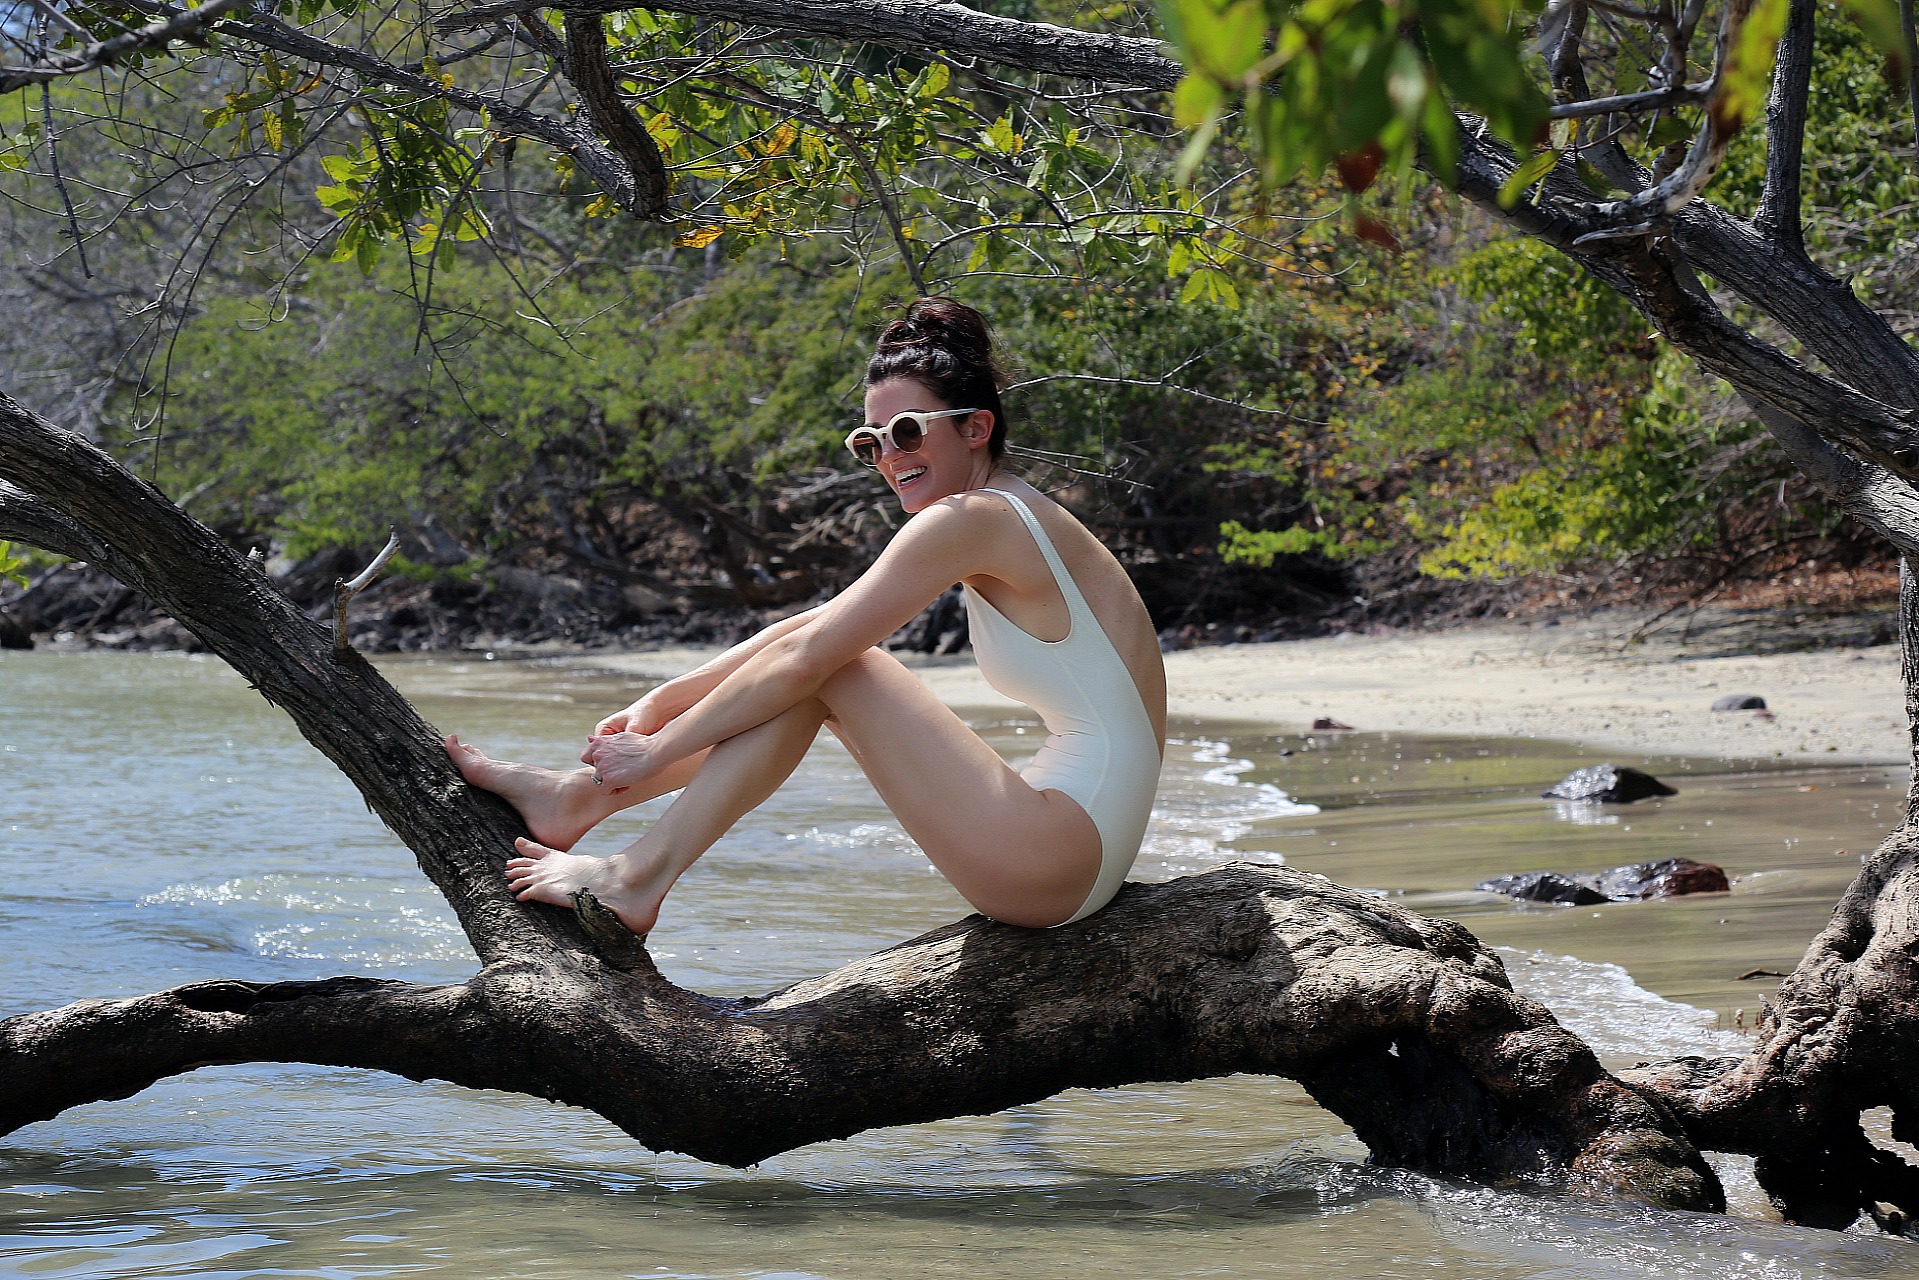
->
963;410;995;449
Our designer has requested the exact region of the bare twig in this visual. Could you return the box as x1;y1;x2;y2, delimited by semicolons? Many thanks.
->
333;532;400;653
39;83;91;279
1546;82;1711;118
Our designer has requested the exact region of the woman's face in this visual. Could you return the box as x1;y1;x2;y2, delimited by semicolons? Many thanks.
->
860;379;992;513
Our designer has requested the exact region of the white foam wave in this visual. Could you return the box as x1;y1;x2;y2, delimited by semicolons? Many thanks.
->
141;874;469;969
1137;737;1320;879
1499;946;1748;1060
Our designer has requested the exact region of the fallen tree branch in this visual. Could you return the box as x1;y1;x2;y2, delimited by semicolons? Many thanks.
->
0;863;1722;1202
1623;824;1919;1228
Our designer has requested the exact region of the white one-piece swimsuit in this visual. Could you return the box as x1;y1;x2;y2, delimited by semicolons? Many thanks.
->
961;489;1162;924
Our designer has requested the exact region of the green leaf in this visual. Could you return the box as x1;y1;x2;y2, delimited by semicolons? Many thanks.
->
1714;0;1790;132
0;542;27;590
1575;157;1619;194
1179;265;1240;308
1648;112;1695;147
1497;146;1560;206
1173;72;1225;128
1176;0;1268;79
914;62;951;99
315;183;358;213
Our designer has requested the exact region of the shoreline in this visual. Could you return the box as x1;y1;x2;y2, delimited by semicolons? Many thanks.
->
585;606;1910;768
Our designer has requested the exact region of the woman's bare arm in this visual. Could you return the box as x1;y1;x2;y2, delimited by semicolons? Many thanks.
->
584;499;998;784
598;605;827;735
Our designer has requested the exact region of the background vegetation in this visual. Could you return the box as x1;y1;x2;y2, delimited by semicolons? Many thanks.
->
3;5;1909;647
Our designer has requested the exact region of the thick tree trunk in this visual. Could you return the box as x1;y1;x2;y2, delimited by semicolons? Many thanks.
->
0;865;1719;1206
1617;560;1919;1232
0;393;1722;1208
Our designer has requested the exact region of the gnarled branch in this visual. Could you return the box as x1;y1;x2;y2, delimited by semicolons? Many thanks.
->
561;13;672;219
0;392;590;965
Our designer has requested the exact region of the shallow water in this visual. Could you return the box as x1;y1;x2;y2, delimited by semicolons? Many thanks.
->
0;648;1912;1278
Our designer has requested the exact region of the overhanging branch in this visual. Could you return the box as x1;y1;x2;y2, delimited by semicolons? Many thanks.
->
0;0;252;93
561;13;672;219
436;0;1183;89
204;7;668;218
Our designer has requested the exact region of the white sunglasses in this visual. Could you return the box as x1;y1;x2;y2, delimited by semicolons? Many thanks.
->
844;408;982;468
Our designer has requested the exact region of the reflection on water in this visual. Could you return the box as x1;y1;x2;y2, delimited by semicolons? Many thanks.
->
0;649;1912;1278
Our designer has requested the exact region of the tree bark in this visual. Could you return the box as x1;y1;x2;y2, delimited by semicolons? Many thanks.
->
0;392;1722;1208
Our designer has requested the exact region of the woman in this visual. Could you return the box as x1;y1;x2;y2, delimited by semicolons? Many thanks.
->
447;299;1166;935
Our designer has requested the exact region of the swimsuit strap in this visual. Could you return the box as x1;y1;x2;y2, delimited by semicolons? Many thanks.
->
980;487;1096;625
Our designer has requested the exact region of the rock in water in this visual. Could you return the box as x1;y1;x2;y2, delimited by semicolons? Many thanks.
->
1595;857;1730;899
0;612;30;650
1542;764;1678;803
1478;857;1730;905
1711;694;1768;711
1474;872;1609;906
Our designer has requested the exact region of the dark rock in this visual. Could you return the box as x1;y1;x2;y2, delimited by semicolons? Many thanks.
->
1312;717;1356;731
1595;857;1730;900
1542;764;1678;804
1712;694;1768;711
1475;872;1609;906
0;612;30;650
1478;856;1729;905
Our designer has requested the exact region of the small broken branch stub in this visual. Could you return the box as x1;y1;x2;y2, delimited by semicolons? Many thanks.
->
333;531;400;653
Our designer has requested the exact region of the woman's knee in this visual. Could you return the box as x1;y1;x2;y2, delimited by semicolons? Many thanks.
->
818;646;906;700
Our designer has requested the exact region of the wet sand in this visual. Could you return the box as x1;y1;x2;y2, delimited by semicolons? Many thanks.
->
604;605;1909;767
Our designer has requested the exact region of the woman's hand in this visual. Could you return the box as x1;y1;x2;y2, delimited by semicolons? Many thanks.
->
579;731;663;792
594;678;701;738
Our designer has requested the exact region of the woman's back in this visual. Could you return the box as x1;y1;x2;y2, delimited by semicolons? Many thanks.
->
954;481;1167;751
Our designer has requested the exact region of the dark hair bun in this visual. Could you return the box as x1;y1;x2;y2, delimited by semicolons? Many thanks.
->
874;298;996;366
866;298;1010;460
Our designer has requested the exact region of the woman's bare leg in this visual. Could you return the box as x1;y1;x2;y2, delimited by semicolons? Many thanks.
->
503;698;829;935
445;734;708;851
510;649;1102;937
815;649;1101;928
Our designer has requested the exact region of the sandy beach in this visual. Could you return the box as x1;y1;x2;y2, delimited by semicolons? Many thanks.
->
596;605;1910;767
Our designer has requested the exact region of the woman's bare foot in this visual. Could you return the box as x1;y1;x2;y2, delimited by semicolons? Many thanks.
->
503;837;673;936
445;735;615;851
